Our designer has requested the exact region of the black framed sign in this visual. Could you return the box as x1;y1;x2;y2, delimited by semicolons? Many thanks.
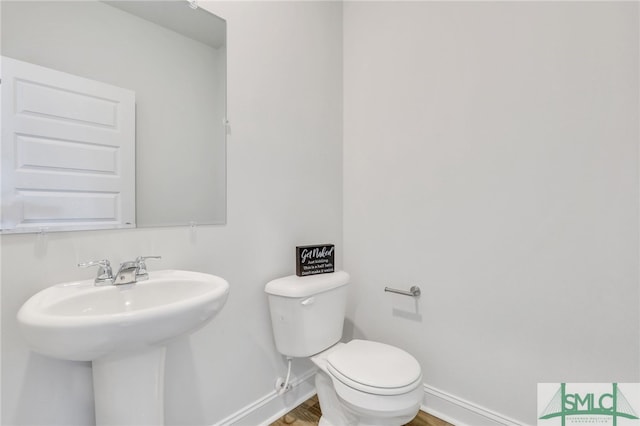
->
296;244;335;276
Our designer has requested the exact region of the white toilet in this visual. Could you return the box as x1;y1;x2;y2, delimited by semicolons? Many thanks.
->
265;271;423;426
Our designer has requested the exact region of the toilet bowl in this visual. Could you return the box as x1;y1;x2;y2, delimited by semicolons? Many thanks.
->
311;340;423;426
265;271;424;426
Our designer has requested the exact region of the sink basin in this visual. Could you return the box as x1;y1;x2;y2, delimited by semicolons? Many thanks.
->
18;269;230;425
17;269;230;361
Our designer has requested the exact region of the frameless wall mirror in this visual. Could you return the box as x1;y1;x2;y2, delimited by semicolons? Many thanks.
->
1;0;227;233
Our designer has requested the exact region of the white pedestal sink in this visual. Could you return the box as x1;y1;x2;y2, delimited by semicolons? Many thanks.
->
17;270;230;426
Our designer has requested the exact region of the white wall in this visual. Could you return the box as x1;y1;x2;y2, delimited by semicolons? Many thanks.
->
343;2;639;425
1;1;342;424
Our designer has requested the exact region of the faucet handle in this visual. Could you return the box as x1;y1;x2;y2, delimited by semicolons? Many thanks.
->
78;259;114;285
135;256;161;280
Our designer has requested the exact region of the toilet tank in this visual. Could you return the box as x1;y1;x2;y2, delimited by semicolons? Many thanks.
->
265;271;350;358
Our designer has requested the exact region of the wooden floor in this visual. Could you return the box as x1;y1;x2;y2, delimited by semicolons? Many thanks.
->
269;395;453;426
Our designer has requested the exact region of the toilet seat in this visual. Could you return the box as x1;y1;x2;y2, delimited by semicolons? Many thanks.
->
327;340;422;396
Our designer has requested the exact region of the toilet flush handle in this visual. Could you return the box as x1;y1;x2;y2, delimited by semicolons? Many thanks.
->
300;297;315;306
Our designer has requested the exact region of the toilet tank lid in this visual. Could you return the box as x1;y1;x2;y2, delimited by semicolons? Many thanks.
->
265;271;350;298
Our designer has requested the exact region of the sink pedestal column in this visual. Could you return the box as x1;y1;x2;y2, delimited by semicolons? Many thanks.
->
92;346;166;426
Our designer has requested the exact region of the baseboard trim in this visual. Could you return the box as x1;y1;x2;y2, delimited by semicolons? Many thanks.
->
214;374;526;426
422;383;525;426
213;368;317;426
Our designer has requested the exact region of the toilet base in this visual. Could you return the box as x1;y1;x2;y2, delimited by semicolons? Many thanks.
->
318;414;418;426
318;417;335;426
314;368;422;426
316;369;358;426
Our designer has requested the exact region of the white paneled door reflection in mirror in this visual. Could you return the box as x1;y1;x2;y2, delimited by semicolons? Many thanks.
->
1;57;136;233
1;0;227;233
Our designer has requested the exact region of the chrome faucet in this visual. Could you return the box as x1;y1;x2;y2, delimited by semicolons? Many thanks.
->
114;256;162;285
78;259;114;286
113;260;139;285
79;256;161;286
133;255;161;281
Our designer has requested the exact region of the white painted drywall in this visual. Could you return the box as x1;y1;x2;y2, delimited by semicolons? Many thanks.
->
1;1;343;424
343;2;639;424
